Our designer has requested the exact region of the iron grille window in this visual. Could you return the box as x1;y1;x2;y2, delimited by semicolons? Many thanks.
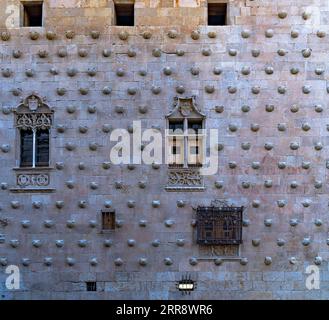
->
196;206;243;245
102;210;115;230
86;282;97;292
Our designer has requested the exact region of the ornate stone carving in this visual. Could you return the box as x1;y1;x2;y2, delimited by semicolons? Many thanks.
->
16;112;51;130
199;245;240;257
166;168;204;190
17;174;50;187
167;96;205;119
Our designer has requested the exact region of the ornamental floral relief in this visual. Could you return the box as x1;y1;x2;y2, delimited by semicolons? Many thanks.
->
166;168;204;190
17;174;50;187
16;113;52;130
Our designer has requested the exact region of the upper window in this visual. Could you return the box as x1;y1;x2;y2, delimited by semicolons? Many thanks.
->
15;94;52;168
166;97;206;169
21;1;43;27
115;2;134;26
168;119;204;168
208;2;227;26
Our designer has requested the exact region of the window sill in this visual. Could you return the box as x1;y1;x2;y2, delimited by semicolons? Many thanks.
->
20;26;44;29
100;230;115;234
10;188;56;193
195;257;242;261
13;167;54;171
165;186;205;192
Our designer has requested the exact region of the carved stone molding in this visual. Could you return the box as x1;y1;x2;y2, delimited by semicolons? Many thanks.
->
17;173;50;187
198;245;240;258
14;94;53;130
166;96;205;119
10;168;55;193
16;113;52;130
165;168;205;191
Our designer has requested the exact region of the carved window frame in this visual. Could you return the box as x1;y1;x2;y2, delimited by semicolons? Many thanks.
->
166;96;206;169
10;94;55;193
165;96;206;191
14;94;53;169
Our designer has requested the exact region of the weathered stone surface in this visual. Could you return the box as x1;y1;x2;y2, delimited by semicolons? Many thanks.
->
0;0;329;301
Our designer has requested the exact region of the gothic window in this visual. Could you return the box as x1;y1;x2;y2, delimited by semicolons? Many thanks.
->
166;98;205;168
165;97;206;191
15;94;53;168
196;205;243;245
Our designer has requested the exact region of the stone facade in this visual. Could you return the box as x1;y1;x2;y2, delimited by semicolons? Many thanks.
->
1;0;329;300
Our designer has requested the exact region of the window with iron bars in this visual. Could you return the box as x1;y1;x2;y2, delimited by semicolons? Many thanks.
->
86;281;97;292
196;206;243;245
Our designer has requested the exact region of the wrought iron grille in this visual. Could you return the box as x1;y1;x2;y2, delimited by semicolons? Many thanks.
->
196;205;243;245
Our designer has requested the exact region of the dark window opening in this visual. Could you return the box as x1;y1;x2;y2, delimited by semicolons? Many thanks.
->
208;3;227;26
169;120;184;134
188;120;202;135
20;129;33;167
36;129;49;167
86;282;97;292
196;206;243;245
20;128;50;168
115;3;134;26
22;1;43;27
102;211;116;230
172;146;181;155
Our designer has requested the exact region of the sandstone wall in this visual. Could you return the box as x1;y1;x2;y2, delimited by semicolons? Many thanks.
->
1;0;329;299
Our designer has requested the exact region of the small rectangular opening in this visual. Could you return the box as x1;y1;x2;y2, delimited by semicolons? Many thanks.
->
115;3;134;26
102;210;115;230
22;1;43;27
208;3;227;26
86;282;97;292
